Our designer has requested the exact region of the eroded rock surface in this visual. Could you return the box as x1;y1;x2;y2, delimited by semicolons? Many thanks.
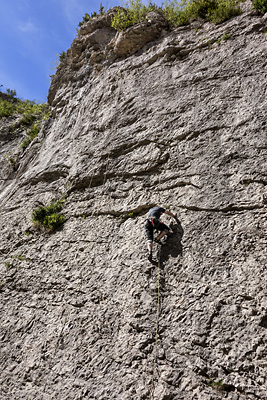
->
0;3;266;399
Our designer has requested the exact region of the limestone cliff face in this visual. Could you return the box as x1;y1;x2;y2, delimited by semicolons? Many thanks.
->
0;3;267;399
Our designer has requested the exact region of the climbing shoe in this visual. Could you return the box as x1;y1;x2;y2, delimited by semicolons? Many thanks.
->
154;237;163;245
148;252;153;262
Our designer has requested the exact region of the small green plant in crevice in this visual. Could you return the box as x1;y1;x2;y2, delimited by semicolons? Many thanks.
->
216;32;231;45
59;51;67;62
21;121;41;149
11;253;25;261
4;153;18;169
8;156;16;167
207;378;236;392
5;262;12;270
49;51;68;79
252;0;267;13
119;211;135;222
31;199;66;231
207;378;224;390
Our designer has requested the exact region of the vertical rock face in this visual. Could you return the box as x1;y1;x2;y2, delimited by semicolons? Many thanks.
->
0;3;266;399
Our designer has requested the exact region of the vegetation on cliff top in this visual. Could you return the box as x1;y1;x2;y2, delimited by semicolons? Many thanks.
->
252;0;267;13
78;0;247;31
78;0;266;32
78;2;105;26
111;0;244;30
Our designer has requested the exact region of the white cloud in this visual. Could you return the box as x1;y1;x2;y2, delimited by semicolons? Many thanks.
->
18;20;39;34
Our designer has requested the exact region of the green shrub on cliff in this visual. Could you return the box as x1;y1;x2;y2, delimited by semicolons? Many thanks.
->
31;199;66;231
110;0;242;30
59;51;67;61
111;0;160;31
207;0;242;23
164;0;242;25
21;122;40;149
17;101;49;149
0;88;49;123
16;100;49;125
0;87;49;149
252;0;267;13
0;99;16;118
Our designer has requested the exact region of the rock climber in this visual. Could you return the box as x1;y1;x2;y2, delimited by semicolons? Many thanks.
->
144;206;178;261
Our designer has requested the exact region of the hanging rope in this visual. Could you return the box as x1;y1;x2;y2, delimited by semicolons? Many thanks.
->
150;244;161;399
92;155;110;217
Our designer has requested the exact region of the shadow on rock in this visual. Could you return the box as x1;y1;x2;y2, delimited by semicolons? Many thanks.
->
160;219;184;264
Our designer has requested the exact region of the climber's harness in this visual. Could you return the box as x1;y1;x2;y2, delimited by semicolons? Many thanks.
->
145;216;159;227
149;216;159;228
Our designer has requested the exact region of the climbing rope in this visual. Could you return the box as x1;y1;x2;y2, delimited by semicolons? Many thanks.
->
92;154;110;217
150;244;161;399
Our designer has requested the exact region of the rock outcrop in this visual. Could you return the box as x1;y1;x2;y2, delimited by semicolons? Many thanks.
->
0;2;266;399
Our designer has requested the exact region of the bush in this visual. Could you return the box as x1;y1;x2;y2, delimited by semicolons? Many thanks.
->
0;92;49;148
0;96;49;129
21;122;41;149
0;100;16;118
59;51;67;62
188;0;219;20
208;0;242;23
6;88;17;98
253;0;267;13
31;199;66;231
164;0;242;25
111;0;160;31
164;2;191;26
45;214;66;230
16;100;49;125
216;32;231;45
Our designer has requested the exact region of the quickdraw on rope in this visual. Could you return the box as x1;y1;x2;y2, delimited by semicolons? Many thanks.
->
150;244;161;399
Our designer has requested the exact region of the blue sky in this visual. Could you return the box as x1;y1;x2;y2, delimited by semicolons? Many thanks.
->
0;0;129;102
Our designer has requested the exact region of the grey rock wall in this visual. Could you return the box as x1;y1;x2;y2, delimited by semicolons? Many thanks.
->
0;3;266;399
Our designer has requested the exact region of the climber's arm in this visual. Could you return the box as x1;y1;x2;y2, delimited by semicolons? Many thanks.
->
165;210;178;220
